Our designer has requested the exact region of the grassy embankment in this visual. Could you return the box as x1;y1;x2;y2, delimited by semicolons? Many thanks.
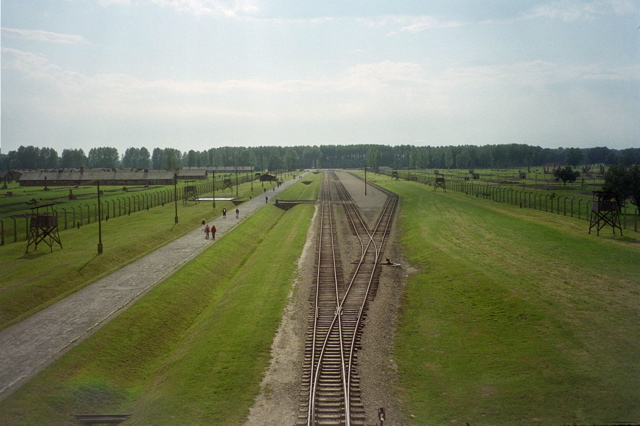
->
368;175;640;425
0;173;319;331
0;197;227;330
0;201;315;424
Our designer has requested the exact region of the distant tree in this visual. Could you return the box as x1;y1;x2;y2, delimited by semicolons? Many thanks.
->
554;166;581;186
602;164;640;210
236;148;251;168
444;147;455;169
151;148;166;170
138;147;151;169
122;147;151;169
619;148;640;167
60;149;87;168
283;148;298;171
366;146;382;170
88;147;119;168
165;148;181;171
186;150;198;167
565;147;584;167
586;146;610;165
0;152;9;171
15;146;40;169
39;147;59;168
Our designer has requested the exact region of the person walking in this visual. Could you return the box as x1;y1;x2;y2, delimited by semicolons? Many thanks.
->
222;208;227;218
265;196;268;203
204;224;210;239
235;208;239;219
211;224;217;239
201;218;206;228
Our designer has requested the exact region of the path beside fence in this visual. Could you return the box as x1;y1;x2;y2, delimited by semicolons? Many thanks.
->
0;175;306;401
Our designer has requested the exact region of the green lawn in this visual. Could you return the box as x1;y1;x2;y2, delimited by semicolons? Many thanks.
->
379;179;640;425
0;200;236;330
2;172;639;425
0;204;314;425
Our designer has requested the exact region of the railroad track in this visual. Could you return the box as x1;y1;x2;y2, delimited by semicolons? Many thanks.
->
299;171;398;425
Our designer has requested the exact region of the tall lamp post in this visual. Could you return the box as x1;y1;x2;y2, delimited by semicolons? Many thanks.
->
364;166;368;196
212;169;216;209
97;180;103;254
174;173;178;224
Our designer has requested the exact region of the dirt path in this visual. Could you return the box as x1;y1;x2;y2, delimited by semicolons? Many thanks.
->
245;171;406;425
0;175;305;402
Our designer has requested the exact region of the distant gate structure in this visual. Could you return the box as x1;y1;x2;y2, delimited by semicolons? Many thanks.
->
183;180;198;203
434;175;446;192
589;191;622;236
26;204;62;253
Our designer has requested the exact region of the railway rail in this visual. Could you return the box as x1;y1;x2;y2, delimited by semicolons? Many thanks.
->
299;171;398;425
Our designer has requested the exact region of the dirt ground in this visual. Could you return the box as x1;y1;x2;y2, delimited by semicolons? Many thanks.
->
245;171;407;425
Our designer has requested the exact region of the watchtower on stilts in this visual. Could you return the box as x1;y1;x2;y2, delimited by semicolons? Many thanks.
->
26;204;62;253
434;175;446;192
183;180;198;203
222;177;234;191
589;191;622;236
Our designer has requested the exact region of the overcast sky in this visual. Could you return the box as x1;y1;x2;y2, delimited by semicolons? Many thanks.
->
2;0;639;155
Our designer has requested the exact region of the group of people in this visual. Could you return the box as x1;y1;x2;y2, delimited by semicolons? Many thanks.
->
202;218;217;239
201;207;241;240
203;224;216;239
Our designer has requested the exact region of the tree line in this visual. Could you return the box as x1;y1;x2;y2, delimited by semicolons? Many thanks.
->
1;144;639;172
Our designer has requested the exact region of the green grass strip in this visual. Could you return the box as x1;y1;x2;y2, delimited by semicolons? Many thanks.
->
0;198;259;330
381;180;640;425
0;204;314;424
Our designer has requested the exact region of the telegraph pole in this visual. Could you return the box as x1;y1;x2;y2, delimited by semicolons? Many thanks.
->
174;174;178;223
97;180;103;254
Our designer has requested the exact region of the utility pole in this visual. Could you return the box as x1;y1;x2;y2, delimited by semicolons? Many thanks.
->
364;166;367;196
174;174;178;223
97;180;103;254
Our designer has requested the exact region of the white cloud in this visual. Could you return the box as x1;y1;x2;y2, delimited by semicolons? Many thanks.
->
1;27;88;44
525;0;640;22
356;15;467;36
107;0;260;16
3;43;638;150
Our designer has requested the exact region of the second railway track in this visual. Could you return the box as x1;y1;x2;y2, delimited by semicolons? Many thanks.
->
299;171;398;425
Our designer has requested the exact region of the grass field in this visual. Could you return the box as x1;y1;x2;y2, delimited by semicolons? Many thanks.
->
2;171;639;424
369;176;640;424
0;198;231;330
0;204;314;424
0;173;319;331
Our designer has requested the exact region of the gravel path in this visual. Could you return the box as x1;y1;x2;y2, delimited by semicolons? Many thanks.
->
0;175;305;402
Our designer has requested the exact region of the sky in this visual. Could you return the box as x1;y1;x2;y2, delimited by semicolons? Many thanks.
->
2;0;639;156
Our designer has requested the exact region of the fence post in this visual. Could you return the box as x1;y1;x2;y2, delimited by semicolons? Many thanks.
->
578;199;582;220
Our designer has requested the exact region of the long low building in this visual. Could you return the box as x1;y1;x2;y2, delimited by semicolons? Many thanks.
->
15;169;177;186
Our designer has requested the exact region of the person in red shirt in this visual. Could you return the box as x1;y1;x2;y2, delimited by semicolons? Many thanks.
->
211;225;217;239
204;224;210;239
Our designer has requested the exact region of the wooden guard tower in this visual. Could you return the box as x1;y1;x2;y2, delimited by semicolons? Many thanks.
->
434;175;446;192
183;180;198;203
589;191;622;236
222;177;234;190
26;204;62;253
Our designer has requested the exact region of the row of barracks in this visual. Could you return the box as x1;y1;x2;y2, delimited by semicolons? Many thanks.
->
6;166;270;187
